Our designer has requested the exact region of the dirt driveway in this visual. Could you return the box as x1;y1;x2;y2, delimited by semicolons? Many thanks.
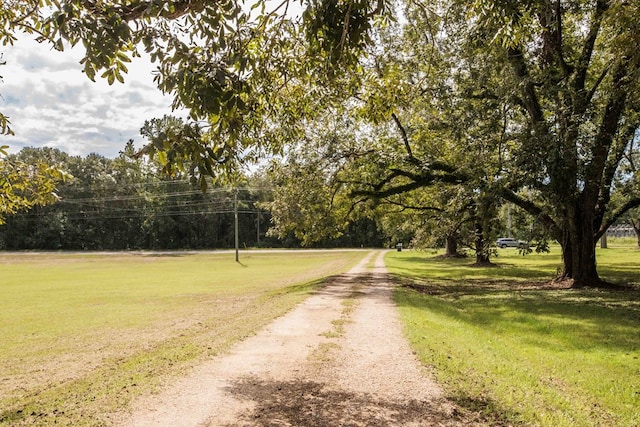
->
115;250;484;426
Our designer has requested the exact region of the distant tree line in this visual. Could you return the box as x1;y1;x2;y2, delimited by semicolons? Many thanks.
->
0;145;385;250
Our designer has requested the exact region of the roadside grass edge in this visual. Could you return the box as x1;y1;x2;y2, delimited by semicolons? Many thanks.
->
386;249;640;427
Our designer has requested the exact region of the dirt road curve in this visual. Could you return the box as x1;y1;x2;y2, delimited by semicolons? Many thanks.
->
116;250;480;426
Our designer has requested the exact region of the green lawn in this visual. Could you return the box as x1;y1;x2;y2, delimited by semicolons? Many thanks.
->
0;250;365;426
387;244;640;426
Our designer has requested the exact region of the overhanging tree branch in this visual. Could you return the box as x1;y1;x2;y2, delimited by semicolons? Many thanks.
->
118;0;207;21
380;198;444;213
498;187;561;238
506;46;545;125
352;164;467;199
585;56;631;202
574;0;609;96
595;123;639;226
353;180;435;199
391;113;419;164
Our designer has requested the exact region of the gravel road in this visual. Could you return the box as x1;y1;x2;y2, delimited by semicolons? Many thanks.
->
116;250;485;426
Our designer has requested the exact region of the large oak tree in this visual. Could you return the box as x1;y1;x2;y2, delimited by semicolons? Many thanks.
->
459;0;640;285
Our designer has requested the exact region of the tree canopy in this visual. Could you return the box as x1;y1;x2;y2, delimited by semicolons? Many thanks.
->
264;0;640;285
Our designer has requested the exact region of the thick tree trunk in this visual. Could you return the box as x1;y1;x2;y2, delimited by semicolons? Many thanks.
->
600;234;607;249
473;222;491;265
444;234;459;257
559;208;602;287
631;218;640;248
475;252;491;265
560;239;600;286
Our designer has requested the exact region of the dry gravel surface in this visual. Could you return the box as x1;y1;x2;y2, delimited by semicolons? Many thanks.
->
116;250;487;426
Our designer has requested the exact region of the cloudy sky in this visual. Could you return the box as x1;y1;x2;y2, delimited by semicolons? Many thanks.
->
1;36;184;158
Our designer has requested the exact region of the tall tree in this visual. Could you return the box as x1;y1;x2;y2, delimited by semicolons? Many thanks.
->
450;0;640;285
360;0;640;282
264;6;508;262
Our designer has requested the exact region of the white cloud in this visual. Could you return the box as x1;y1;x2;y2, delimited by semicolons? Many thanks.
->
0;37;185;158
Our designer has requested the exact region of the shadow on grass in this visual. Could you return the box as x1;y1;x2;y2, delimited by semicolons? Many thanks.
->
392;272;640;353
140;252;191;258
223;376;511;426
599;263;640;287
393;256;561;283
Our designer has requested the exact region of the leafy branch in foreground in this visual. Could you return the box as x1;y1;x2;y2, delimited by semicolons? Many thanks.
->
0;150;67;224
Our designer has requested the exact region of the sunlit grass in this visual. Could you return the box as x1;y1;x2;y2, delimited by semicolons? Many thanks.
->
0;250;365;426
387;247;640;426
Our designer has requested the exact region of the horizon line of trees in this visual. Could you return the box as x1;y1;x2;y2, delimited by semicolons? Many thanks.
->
3;141;638;253
0;144;385;251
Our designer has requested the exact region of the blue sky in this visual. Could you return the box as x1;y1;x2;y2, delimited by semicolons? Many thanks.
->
0;36;184;158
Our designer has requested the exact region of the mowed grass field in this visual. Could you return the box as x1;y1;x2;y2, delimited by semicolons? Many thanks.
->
0;250;366;426
387;241;640;426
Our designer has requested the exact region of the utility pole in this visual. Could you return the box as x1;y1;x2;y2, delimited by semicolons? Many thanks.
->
234;188;239;262
256;209;260;246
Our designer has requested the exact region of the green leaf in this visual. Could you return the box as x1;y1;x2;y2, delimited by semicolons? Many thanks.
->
157;150;167;165
117;52;131;63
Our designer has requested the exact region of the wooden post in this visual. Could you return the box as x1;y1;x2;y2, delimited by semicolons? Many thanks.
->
600;233;607;249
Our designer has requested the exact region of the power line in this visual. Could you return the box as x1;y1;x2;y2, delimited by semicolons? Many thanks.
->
54;187;272;204
9;209;261;222
5;183;272;223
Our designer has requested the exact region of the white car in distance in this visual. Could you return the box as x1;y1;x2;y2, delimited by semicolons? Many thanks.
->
495;238;527;248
